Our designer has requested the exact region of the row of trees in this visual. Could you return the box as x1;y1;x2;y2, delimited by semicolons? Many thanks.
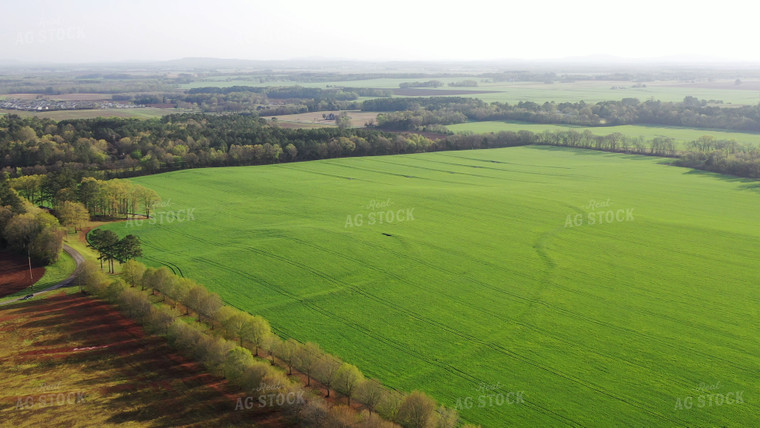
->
9;174;160;219
180;86;364;113
0;114;389;174
364;96;760;132
5;112;759;182
88;229;142;273
77;259;468;427
72;177;159;218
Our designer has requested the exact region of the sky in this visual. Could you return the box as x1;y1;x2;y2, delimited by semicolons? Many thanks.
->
1;0;758;64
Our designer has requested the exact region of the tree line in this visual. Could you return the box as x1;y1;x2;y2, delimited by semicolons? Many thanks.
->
0;175;65;264
364;96;760;132
3;112;759;184
88;229;142;273
9;174;160;219
178;85;367;114
77;259;471;428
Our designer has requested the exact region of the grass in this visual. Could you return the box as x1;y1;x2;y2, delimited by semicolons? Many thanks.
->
0;107;193;120
98;147;760;427
270;110;379;128
448;121;760;148
466;80;760;104
0;250;75;304
180;76;760;105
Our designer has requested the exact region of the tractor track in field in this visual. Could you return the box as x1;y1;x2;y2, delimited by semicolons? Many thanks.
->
408;156;554;184
320;160;483;186
512;204;579;324
142;255;185;277
285;235;674;375
365;157;499;179
277;165;361;181
444;153;574;170
424;154;577;178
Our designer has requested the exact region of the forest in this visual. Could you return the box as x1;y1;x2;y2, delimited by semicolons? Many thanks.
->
366;96;760;132
2;112;759;186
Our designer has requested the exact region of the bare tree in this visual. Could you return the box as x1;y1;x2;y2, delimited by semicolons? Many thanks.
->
335;363;364;406
315;355;343;398
295;342;324;386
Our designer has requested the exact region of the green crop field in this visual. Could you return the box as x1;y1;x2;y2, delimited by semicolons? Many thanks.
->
0;107;191;120
449;121;760;148
99;147;760;427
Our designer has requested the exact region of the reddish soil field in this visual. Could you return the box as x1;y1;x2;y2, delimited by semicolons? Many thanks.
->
0;251;44;298
0;292;292;426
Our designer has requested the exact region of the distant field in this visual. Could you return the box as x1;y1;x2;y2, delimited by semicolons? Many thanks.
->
180;77;760;104
468;80;760;104
179;76;485;90
100;147;760;427
0;107;192;120
270;110;379;128
1;93;111;101
448;121;760;148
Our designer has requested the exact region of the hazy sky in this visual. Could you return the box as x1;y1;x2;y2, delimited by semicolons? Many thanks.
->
2;0;758;63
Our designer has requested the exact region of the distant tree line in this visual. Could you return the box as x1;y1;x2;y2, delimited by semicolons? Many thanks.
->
3;112;759;184
177;86;367;114
448;80;478;87
399;80;444;88
364;96;760;132
77;258;463;428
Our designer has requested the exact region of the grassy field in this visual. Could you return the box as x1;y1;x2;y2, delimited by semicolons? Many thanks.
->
0;107;191;120
98;147;760;426
181;77;760;104
270;110;379;128
448;121;760;148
